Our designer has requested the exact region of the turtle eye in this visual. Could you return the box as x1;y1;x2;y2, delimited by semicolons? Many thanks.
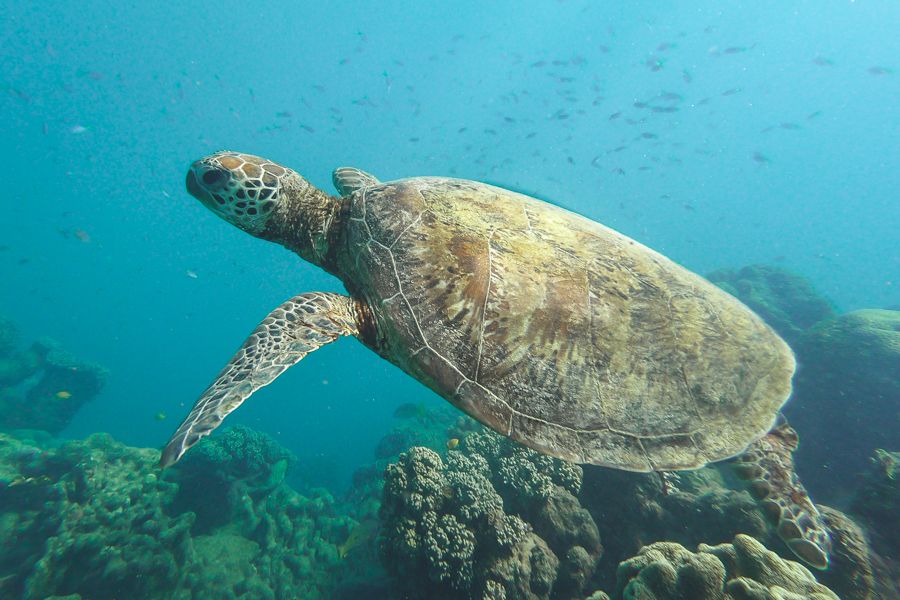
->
202;169;226;186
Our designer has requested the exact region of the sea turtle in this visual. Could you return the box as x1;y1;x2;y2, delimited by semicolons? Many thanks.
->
161;151;830;568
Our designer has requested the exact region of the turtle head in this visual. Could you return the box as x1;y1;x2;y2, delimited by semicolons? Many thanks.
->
186;152;296;236
186;151;340;268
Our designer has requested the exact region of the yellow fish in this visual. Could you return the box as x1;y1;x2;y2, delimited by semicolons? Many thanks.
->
55;391;72;400
338;521;376;559
446;438;460;450
155;412;167;421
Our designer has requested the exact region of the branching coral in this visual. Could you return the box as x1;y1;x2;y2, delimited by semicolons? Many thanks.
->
379;431;600;599
0;428;358;599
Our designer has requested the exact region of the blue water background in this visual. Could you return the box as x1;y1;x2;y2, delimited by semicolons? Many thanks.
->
1;1;897;489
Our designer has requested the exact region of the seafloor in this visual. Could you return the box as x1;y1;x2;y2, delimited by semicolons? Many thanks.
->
0;264;897;599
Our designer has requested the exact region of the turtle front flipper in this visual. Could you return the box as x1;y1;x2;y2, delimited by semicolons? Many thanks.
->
732;420;832;569
332;167;380;196
160;292;362;468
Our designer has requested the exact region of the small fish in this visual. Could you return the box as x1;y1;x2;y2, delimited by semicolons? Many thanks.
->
70;125;88;134
275;111;292;118
812;56;834;67
752;151;771;164
338;521;376;559
721;88;741;96
74;229;91;243
779;122;801;130
645;57;665;72
608;111;622;121
55;391;72;399
393;402;427;420
185;269;198;279
155;412;167;421
867;66;892;76
446;438;460;450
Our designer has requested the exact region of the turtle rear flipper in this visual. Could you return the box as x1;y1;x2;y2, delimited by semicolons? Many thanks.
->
159;292;362;468
733;421;832;569
332;167;380;196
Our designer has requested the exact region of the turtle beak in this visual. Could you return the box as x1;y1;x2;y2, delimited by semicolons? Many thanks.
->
188;161;229;195
185;169;204;199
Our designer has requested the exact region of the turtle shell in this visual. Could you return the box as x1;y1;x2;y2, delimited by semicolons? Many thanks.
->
337;177;794;472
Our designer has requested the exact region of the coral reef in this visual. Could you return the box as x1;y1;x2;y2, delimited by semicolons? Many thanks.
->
580;463;777;583
789;309;900;500
852;449;899;554
0;316;107;434
613;534;840;600
706;265;835;346
0;432;193;599
0;427;362;599
849;449;900;597
379;431;600;599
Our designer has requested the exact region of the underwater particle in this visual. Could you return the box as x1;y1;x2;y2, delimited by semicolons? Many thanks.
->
155;412;167;421
55;390;72;400
447;438;460;450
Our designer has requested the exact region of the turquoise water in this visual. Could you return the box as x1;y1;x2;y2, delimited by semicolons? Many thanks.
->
2;1;898;490
1;0;897;514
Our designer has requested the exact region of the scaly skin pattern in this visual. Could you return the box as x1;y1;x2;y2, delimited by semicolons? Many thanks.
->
733;423;832;569
159;292;359;468
333;177;795;472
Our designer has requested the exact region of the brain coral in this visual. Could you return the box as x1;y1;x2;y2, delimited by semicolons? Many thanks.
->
615;534;840;600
